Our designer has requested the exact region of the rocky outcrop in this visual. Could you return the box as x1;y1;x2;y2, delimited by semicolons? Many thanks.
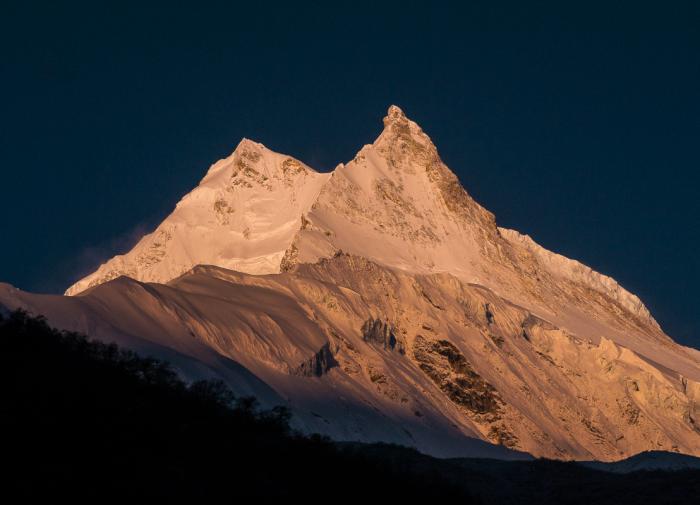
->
412;335;502;417
361;318;404;353
293;343;338;377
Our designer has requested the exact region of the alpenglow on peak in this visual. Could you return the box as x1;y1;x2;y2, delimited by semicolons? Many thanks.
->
65;106;657;338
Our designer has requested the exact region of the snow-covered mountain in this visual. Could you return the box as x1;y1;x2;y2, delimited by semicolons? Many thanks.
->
65;139;330;295
3;106;699;461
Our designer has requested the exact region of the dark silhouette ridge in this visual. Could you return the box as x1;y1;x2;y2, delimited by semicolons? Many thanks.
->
1;310;699;504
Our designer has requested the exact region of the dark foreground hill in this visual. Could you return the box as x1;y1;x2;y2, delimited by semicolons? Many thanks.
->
1;310;698;504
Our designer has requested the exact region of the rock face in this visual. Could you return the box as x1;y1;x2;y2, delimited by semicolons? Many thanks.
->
6;105;699;461
362;318;404;353
294;343;338;377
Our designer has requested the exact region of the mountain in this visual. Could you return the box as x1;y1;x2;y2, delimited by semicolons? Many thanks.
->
65;139;330;295
579;451;700;473
2;106;699;461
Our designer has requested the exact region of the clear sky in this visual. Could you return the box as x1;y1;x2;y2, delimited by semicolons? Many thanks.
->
1;2;698;348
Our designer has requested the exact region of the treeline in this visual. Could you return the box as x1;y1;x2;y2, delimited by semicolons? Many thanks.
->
1;310;699;504
0;310;470;502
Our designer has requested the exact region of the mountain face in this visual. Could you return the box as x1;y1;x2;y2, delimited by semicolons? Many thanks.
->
4;106;699;461
65;139;330;295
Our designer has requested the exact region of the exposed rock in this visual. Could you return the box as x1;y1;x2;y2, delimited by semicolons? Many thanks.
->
361;318;405;353
280;244;299;272
412;335;502;417
293;343;338;377
484;303;495;325
488;424;519;448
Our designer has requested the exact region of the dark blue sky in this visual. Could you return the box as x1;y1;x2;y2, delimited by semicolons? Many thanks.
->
1;2;699;348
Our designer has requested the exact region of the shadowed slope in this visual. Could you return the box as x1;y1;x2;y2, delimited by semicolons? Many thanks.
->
4;252;699;460
2;310;699;504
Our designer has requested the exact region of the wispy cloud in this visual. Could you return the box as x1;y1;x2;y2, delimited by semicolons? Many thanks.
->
34;223;154;294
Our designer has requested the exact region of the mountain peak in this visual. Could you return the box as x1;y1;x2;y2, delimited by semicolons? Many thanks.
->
374;104;435;162
384;104;407;122
380;104;423;136
235;137;265;151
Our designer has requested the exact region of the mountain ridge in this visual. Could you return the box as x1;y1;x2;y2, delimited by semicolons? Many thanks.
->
65;106;659;336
